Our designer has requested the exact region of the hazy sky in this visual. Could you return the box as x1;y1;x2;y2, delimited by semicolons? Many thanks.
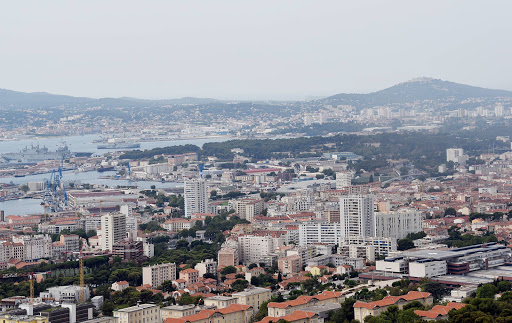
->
1;1;511;100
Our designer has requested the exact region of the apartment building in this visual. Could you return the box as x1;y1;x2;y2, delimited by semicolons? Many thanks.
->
335;171;353;189
142;263;177;288
203;296;238;309
179;268;199;286
114;304;160;323
230;199;264;222
238;236;275;265
231;287;271;312
184;179;208;218
353;291;433;322
194;259;217;278
340;195;374;238
375;210;423;239
60;234;80;252
100;213;126;251
278;255;302;275
340;236;396;257
268;291;344;317
11;235;52;261
160;305;196;320
40;285;90;303
163;218;195;232
164;304;252;323
218;247;239;267
298;223;342;246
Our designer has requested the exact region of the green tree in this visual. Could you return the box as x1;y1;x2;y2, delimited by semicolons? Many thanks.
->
159;280;175;293
21;185;29;194
444;207;457;216
421;280;449;300
254;301;269;321
477;284;499;299
86;230;97;238
231;279;249;292
498;281;512;293
397;238;415;251
221;266;237;275
101;300;114;316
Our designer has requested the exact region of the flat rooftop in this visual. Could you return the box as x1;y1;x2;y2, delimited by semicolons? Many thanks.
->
204;296;236;301
232;287;269;296
114;304;158;312
401;243;508;261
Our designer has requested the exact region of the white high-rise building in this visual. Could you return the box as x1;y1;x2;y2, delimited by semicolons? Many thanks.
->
336;171;354;189
340;195;375;238
298;223;343;246
231;198;264;222
375;210;424;239
100;213;126;251
238;235;275;265
446;148;464;163
184;179;208;218
446;148;468;166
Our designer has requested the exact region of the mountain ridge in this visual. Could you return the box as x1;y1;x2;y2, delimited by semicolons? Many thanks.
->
319;77;512;107
1;78;512;109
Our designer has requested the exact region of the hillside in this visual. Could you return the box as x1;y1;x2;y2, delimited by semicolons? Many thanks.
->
0;88;220;109
319;77;512;107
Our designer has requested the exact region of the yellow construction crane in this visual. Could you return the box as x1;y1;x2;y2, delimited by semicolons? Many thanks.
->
79;256;85;303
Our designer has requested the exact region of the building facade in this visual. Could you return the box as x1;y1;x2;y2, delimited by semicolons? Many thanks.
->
100;213;126;252
339;195;375;238
374;210;423;239
184;179;208;218
142;263;177;288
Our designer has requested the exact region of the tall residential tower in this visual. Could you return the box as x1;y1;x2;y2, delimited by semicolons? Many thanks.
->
184;179;208;218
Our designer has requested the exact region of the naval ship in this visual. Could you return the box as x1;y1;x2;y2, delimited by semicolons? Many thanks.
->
97;139;140;149
1;143;72;163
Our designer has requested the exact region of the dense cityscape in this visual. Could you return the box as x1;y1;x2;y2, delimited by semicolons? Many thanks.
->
2;2;512;323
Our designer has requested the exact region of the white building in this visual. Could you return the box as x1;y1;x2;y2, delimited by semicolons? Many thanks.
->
194;258;218;278
113;304;160;323
231;199;264;222
184;179;208;218
100;213;126;251
12;235;52;261
340;236;397;257
336;171;353;189
409;260;448;278
142;263;176;288
375;210;423;239
40;285;90;303
238;235;276;265
340;195;375;238
298;223;343;246
446;148;468;165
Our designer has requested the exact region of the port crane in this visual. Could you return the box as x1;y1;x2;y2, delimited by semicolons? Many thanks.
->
42;156;69;213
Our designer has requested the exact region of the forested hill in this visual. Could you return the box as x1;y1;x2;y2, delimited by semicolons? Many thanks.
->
319;77;512;107
0;88;220;109
120;127;512;175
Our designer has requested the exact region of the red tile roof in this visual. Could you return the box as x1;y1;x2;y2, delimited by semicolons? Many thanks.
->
353;291;431;309
414;303;465;319
255;310;317;323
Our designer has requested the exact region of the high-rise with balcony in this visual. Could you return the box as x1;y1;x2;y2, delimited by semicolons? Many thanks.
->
184;179;208;218
340;195;374;238
142;263;177;288
100;213;126;251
